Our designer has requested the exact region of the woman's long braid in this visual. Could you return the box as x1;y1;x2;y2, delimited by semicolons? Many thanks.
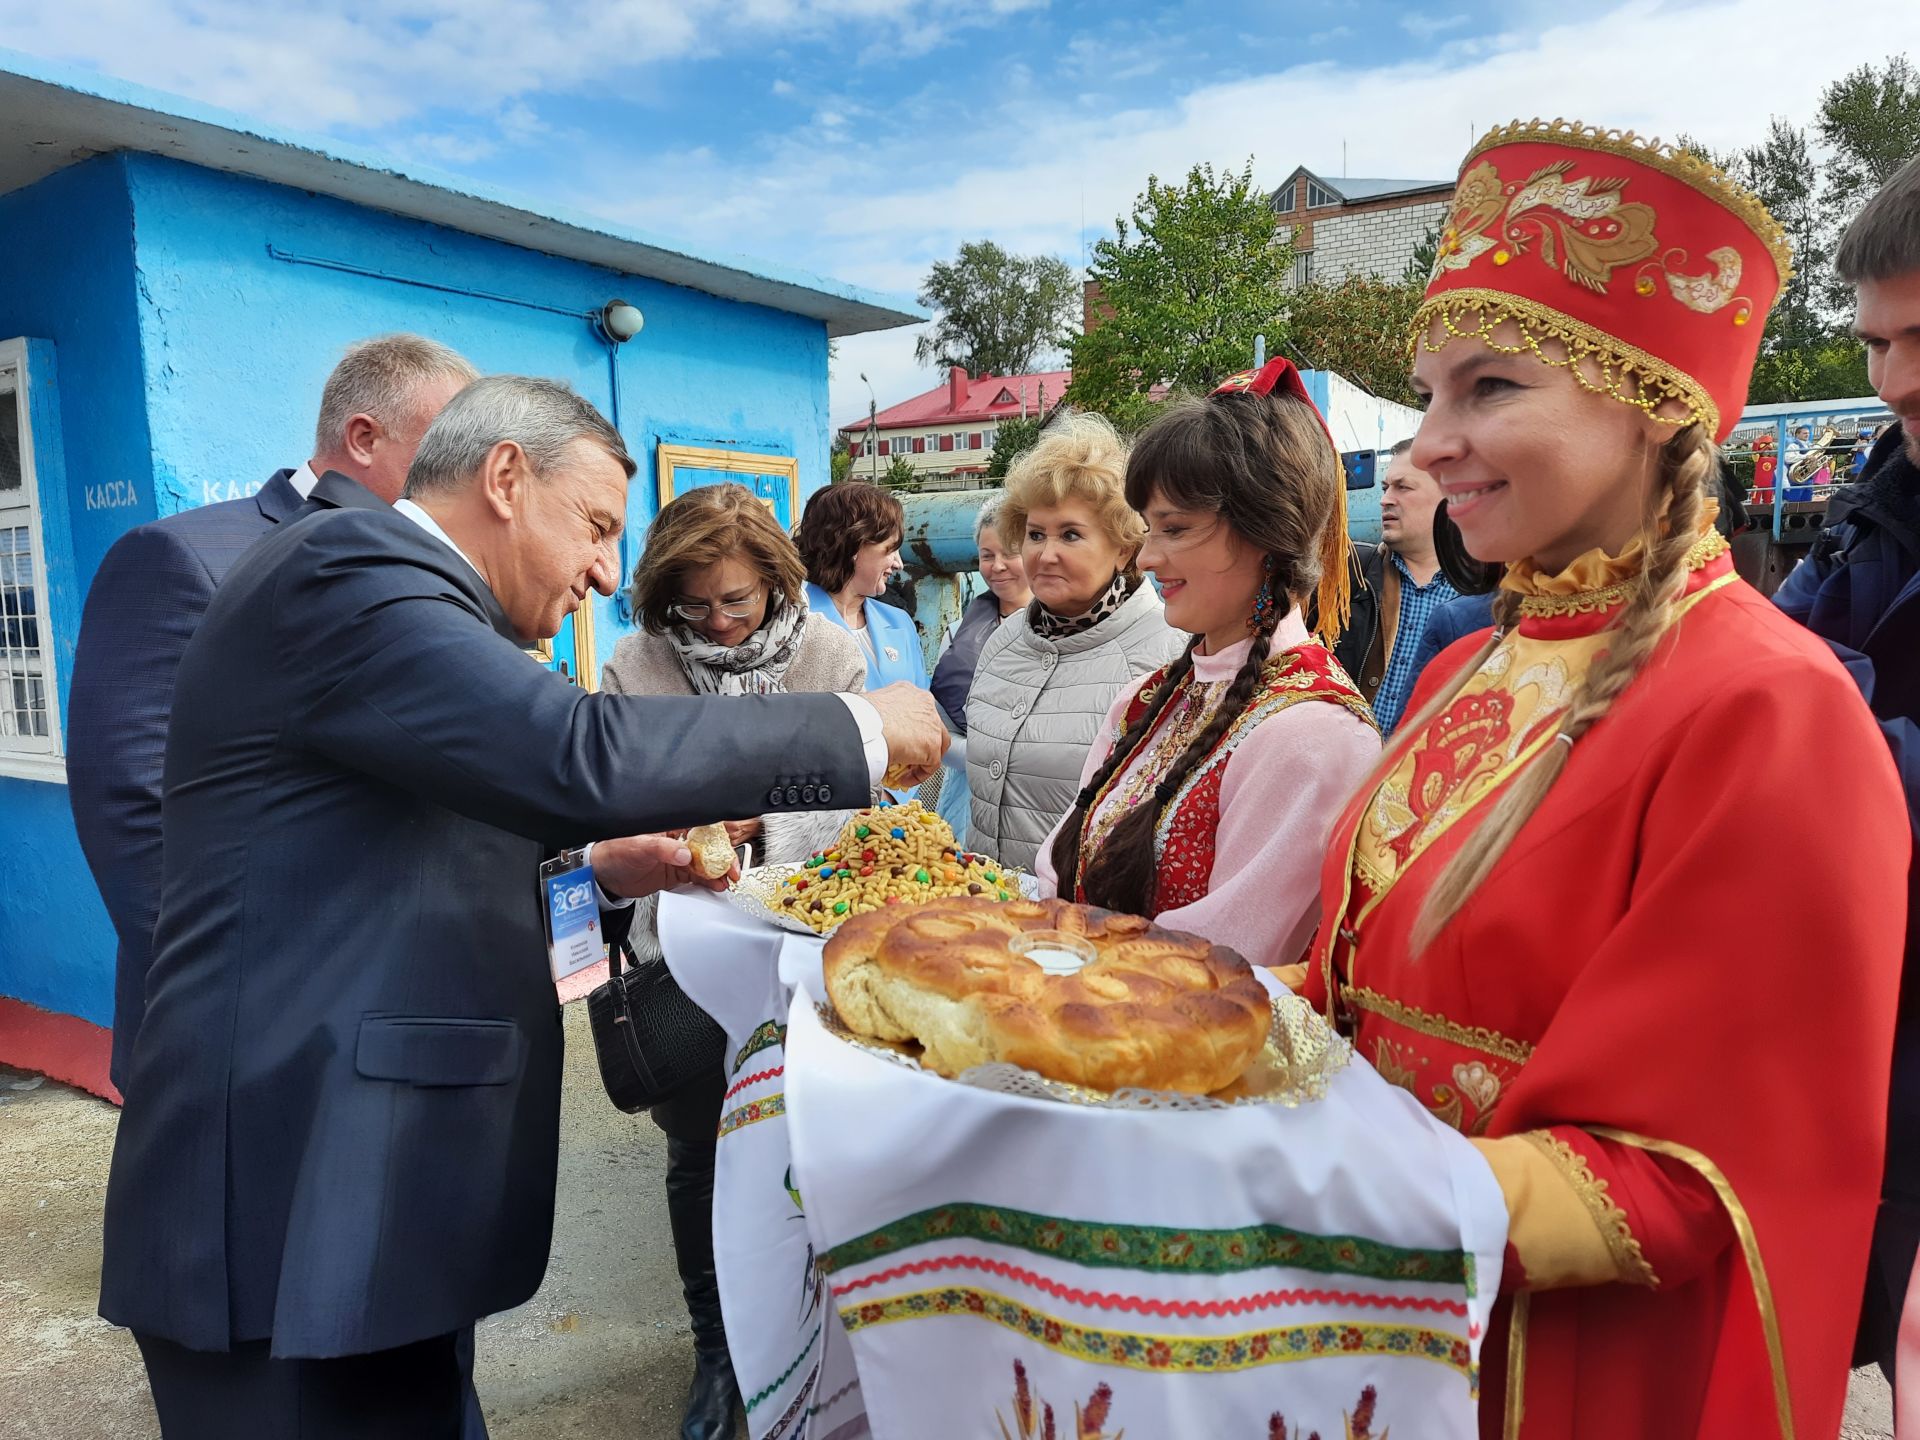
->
1408;426;1715;953
1047;639;1200;900
1076;587;1287;917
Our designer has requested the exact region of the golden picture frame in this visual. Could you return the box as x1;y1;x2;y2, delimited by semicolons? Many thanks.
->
656;441;801;521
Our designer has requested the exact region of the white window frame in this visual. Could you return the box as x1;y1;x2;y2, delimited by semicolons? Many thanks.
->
1307;179;1340;210
0;339;65;782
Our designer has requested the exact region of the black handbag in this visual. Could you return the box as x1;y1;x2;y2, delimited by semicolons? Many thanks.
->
586;938;727;1114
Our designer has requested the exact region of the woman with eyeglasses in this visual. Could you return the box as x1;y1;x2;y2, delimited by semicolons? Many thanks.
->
599;482;866;1440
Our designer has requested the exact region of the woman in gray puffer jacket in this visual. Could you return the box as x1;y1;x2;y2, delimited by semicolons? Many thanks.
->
967;413;1184;871
598;483;864;1440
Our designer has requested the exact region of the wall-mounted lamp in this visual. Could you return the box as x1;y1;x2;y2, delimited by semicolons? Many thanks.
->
595;299;645;344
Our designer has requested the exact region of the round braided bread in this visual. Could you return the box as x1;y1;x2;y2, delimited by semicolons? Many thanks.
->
822;897;1270;1094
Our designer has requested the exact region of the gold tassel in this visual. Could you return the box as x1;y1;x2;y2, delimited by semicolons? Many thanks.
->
1314;475;1353;646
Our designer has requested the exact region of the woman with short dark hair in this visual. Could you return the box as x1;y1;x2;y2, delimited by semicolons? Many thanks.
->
600;482;865;1440
797;482;929;801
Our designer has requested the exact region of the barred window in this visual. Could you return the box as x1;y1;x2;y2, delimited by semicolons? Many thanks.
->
0;348;59;773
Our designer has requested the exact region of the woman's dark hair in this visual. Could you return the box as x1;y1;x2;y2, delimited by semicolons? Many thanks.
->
1432;499;1503;595
795;481;904;594
1050;390;1343;915
629;483;807;634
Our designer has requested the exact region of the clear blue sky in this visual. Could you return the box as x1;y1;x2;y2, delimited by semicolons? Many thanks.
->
9;0;1918;424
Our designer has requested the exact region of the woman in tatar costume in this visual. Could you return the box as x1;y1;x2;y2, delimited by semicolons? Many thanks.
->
1036;363;1380;965
1296;121;1911;1437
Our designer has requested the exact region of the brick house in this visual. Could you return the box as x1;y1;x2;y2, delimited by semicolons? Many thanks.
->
839;366;1067;486
1268;167;1454;286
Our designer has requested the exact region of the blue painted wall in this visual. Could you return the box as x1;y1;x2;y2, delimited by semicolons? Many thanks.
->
0;150;836;1031
0;158;148;1024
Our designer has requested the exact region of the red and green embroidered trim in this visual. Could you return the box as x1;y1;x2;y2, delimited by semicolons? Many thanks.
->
838;1286;1475;1381
732;1020;786;1075
717;1092;786;1140
817;1202;1469;1286
831;1254;1470;1317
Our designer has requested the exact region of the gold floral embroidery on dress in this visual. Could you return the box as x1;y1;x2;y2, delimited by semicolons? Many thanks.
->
1507;530;1729;620
1353;634;1597;891
1519;1130;1660;1288
1433;158;1659;295
1348;988;1535;1066
1367;1026;1519;1136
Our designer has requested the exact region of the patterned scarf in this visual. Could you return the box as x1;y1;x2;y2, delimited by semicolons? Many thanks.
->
1030;572;1134;641
667;591;810;695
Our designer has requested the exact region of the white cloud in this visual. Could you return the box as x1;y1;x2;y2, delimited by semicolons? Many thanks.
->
1401;12;1470;40
1309;25;1354;43
772;77;797;96
1;0;1046;128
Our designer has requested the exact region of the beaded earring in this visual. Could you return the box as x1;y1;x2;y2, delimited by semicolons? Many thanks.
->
1247;554;1277;632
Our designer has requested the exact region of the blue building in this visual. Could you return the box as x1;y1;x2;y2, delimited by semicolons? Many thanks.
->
0;53;917;1096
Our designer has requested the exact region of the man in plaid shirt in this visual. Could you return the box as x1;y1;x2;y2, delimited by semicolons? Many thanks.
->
1336;439;1458;733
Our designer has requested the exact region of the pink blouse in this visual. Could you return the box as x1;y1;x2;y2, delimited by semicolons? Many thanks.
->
1034;610;1380;967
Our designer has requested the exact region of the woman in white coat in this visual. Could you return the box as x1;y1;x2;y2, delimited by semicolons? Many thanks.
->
966;413;1184;871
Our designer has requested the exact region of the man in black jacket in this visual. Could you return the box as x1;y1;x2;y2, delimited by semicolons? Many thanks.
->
1774;152;1920;1391
99;376;945;1437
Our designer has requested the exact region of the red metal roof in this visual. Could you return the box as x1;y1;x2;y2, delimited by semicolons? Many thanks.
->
840;367;1073;433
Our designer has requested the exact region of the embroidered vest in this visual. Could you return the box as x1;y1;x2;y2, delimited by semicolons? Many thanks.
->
1076;643;1374;917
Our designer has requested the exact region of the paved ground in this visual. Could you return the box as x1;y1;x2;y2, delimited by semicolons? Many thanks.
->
0;1005;1895;1438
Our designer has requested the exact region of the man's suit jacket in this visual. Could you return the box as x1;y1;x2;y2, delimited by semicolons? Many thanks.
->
65;469;386;1094
98;506;866;1358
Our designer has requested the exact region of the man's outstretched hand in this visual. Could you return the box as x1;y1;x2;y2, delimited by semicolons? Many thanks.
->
867;681;949;789
592;833;736;900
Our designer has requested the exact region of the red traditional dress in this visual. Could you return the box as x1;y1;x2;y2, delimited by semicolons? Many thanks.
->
1034;610;1379;967
1301;528;1909;1436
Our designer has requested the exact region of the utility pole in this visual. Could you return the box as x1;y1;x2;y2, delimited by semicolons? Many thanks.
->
860;372;880;483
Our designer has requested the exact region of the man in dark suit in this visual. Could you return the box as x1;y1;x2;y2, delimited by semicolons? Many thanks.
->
98;375;945;1437
65;334;478;1097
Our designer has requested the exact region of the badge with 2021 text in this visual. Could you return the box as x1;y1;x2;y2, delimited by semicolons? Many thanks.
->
539;849;605;982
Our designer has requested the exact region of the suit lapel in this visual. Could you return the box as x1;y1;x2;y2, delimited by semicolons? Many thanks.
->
254;471;304;524
308;470;387;513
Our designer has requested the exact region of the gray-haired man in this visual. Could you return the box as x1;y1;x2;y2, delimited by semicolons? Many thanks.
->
67;333;479;1098
98;376;945;1437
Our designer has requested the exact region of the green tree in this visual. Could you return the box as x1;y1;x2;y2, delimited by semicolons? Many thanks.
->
1283;275;1425;407
1733;117;1831;348
1817;55;1920;211
1067;161;1293;413
915;241;1078;378
884;454;918;491
1746;335;1872;405
986;415;1043;479
830;447;854;484
1403;225;1439;286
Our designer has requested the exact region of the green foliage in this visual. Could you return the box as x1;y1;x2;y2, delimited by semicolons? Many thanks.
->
1730;118;1829;348
986;415;1043;479
884;454;918;491
1403;225;1439;286
1747;336;1872;406
915;241;1078;378
830;447;854;484
1066;160;1293;413
1283;275;1425;407
1817;55;1920;211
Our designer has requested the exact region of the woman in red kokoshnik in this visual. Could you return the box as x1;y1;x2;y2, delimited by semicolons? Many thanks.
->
1036;364;1380;965
1297;120;1910;1437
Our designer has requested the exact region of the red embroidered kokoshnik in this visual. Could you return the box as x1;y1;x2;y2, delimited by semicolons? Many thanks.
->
1073;643;1372;916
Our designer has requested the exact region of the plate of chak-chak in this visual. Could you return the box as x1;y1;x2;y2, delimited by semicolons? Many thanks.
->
816;893;1350;1112
728;801;1032;937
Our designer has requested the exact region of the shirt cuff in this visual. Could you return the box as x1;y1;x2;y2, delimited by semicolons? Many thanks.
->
581;841;637;910
833;693;888;787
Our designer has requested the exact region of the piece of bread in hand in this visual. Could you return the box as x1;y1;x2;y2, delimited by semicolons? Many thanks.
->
686;824;736;881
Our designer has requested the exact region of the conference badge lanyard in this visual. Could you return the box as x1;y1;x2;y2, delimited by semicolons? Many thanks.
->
539;848;605;983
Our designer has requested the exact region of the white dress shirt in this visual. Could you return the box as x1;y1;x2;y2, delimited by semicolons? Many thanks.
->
388;498;888;905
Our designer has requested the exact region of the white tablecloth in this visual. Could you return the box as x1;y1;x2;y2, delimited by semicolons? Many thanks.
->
661;888;1508;1440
